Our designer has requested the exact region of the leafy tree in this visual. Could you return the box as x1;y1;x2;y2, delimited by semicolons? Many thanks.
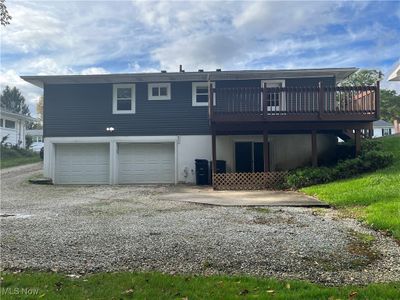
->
36;96;44;120
0;0;11;26
340;69;382;86
380;89;400;122
0;86;30;116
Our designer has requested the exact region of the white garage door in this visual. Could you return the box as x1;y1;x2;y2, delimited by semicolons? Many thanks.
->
55;143;109;184
118;143;175;184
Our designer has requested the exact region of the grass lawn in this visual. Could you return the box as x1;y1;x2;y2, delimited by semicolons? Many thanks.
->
1;272;399;299
303;135;400;239
0;146;41;169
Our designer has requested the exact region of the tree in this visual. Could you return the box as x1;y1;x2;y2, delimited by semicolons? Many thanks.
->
380;89;400;122
36;96;44;120
0;86;30;116
339;69;382;86
0;0;11;26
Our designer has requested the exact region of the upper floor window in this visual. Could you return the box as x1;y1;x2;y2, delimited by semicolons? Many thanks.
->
148;83;171;100
113;84;135;114
5;119;16;129
192;82;215;106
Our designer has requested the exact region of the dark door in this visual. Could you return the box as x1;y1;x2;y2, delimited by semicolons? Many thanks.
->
235;142;252;173
253;142;264;172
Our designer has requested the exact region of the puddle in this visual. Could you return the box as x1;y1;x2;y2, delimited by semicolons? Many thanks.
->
0;213;32;219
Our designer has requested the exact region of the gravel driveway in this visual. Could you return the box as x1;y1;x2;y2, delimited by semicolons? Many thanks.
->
1;164;399;285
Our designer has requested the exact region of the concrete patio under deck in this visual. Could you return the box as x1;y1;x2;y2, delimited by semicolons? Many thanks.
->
161;186;329;207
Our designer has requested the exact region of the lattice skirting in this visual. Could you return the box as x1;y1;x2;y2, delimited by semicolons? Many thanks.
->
213;172;288;190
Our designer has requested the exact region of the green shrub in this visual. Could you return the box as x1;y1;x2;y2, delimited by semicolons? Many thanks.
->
286;147;394;189
0;145;37;160
286;167;334;189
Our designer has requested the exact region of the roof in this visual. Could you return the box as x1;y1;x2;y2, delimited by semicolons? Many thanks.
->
373;120;393;127
0;109;36;122
27;129;43;136
20;67;358;88
388;63;400;81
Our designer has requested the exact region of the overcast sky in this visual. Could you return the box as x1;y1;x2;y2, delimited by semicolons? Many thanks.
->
1;0;399;116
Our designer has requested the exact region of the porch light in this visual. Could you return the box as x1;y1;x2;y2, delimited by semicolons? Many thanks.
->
106;127;115;132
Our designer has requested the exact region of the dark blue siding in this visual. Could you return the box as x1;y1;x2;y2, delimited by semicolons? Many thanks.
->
43;77;335;137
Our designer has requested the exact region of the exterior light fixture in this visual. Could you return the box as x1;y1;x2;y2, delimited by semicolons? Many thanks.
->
106;127;115;132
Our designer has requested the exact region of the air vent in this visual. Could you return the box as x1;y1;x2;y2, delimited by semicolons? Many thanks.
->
216;69;222;72
161;70;167;73
198;69;204;72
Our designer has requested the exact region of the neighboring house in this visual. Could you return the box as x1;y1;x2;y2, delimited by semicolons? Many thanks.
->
388;63;400;133
388;63;400;81
27;129;43;142
372;120;394;138
21;68;380;186
0;110;36;148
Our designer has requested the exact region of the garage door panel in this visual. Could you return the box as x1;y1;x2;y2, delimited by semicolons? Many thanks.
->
118;143;175;184
55;143;109;184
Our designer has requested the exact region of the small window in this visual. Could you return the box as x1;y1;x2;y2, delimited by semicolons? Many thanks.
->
5;119;16;129
382;128;392;136
0;118;3;127
148;83;171;100
113;84;135;114
192;82;215;106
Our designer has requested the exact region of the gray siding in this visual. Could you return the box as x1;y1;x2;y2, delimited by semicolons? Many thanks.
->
44;77;336;137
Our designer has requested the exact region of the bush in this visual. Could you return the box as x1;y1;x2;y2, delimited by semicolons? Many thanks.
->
286;145;394;189
0;145;37;160
286;167;334;189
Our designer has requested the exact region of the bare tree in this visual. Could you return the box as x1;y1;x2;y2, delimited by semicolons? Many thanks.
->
1;0;11;26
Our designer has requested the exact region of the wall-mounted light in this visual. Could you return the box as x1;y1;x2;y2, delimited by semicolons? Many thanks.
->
106;127;115;132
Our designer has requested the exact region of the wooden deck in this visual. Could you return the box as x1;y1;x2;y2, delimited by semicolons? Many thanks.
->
208;83;379;123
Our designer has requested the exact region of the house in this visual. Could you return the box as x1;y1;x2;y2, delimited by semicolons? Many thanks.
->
21;68;380;187
0;110;36;148
388;63;400;133
27;129;43;143
373;120;394;137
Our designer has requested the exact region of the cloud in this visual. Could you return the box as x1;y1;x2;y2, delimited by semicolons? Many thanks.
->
152;34;245;71
80;67;109;75
233;1;340;36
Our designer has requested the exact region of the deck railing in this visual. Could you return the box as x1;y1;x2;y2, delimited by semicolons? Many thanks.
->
209;83;379;122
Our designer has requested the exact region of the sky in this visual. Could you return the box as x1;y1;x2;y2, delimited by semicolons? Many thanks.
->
1;0;399;117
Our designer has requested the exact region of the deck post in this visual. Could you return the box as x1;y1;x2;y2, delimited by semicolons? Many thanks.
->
311;130;318;167
375;80;380;120
355;129;361;156
211;128;217;188
263;129;269;172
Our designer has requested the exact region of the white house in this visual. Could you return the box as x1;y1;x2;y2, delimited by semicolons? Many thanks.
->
26;129;43;143
373;120;395;138
0;110;36;148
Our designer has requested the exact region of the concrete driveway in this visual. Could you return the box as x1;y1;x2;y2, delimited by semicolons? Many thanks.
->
161;185;328;207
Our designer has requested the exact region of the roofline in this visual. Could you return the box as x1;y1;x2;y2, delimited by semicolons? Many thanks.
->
20;67;358;88
1;110;37;122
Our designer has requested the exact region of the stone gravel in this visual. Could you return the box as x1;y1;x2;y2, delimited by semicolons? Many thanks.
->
1;164;399;285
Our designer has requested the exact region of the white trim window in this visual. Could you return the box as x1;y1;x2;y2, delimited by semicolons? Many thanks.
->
113;84;135;114
261;79;286;112
148;83;171;100
192;82;215;106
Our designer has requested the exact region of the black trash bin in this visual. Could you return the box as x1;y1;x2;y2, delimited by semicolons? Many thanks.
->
195;159;209;185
